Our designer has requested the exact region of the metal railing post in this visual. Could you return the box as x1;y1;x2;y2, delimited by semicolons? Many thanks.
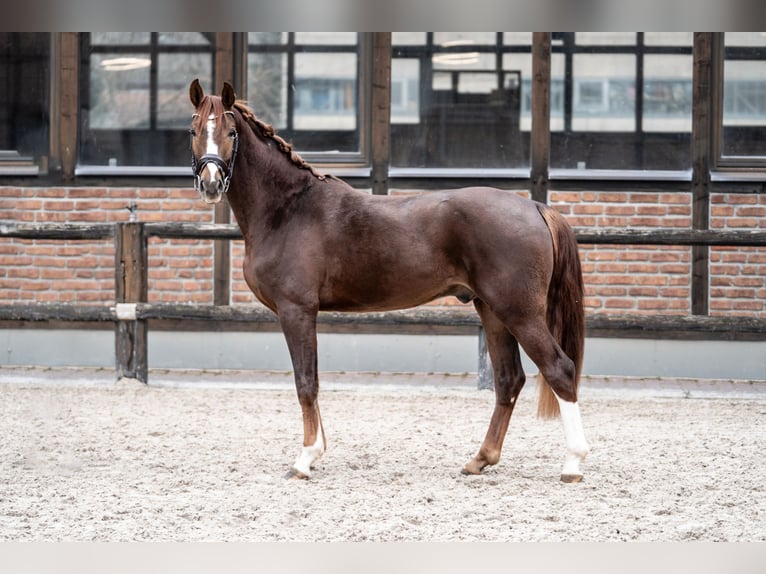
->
477;326;493;390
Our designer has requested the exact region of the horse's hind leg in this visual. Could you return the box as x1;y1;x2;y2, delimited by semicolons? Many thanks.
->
463;300;526;475
512;315;589;482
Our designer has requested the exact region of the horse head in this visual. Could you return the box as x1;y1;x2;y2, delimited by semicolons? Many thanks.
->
188;79;239;204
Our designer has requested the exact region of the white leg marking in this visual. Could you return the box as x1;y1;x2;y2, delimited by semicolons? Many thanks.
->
292;429;325;478
554;393;590;477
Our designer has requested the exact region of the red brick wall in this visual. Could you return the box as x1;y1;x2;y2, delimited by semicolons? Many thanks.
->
1;185;764;318
0;186;215;304
710;193;766;316
549;190;693;315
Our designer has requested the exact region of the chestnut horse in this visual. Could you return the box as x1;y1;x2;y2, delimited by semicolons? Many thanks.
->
188;80;590;482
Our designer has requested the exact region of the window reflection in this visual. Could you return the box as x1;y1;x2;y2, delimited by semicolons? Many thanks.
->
80;32;213;168
0;33;49;175
247;32;360;155
722;32;766;159
391;32;529;169
551;32;692;171
643;55;693;132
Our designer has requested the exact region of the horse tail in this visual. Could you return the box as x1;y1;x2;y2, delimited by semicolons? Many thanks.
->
535;203;586;420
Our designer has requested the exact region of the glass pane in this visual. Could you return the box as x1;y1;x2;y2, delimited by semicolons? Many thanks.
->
0;33;49;173
576;32;635;45
391;59;419;124
643;55;693;132
552;46;689;171
550;53;566;132
644;32;693;46
91;33;149;45
158;32;211;45
249;32;287;45
433;32;496;46
89;53;151;129
433;50;494;71
503;33;533;45
503;53;533;131
722;33;766;158
722;60;766;157
80;33;215;167
391;35;529;169
295;32;356;45
725;32;766;47
248;53;288;129
572;54;635;132
246;33;362;155
392;32;426;45
294;53;357;131
157;53;212;129
433;72;496;94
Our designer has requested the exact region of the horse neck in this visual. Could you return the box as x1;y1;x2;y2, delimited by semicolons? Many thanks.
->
225;118;315;241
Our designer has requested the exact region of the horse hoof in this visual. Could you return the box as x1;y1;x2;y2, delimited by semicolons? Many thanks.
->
560;473;583;483
284;468;309;480
461;462;484;475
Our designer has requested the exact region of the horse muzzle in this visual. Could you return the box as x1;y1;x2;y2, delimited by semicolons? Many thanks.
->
194;155;231;204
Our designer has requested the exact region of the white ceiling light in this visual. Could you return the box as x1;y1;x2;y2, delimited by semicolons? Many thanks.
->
433;40;479;67
100;57;152;72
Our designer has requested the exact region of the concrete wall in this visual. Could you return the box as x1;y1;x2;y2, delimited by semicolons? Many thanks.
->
2;328;764;381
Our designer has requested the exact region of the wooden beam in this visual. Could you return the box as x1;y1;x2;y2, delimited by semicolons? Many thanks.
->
58;33;78;181
144;222;242;239
691;33;714;316
575;228;766;247
114;223;148;382
530;32;551;204
213;33;235;306
371;33;392;196
6;221;765;247
0;222;113;240
2;303;765;341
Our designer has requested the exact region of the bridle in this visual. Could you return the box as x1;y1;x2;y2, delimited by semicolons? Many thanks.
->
190;111;239;195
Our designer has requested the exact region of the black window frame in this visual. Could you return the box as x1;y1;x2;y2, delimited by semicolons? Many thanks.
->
0;32;50;177
549;32;695;174
389;32;532;174
76;32;217;176
712;32;766;171
245;32;373;173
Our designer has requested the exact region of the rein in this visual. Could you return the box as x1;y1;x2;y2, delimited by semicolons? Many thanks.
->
190;111;239;195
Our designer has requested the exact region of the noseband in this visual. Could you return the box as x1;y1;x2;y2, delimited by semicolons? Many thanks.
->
190;112;239;195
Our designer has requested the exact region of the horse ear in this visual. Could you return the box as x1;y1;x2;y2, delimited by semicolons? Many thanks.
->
190;79;205;108
222;81;236;110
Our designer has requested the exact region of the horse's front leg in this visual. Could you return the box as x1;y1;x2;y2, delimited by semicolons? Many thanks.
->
463;300;526;475
278;304;326;480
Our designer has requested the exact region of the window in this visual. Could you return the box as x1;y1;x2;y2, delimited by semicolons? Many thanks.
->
247;32;365;163
551;32;692;171
390;32;530;170
643;55;693;133
78;33;214;171
719;32;766;164
0;33;49;175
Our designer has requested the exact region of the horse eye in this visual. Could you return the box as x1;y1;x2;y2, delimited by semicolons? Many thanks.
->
189;129;197;137
228;129;237;138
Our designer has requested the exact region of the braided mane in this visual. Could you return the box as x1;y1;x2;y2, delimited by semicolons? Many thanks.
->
233;101;327;181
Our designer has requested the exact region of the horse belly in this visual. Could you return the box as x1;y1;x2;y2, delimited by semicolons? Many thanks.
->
319;256;459;313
